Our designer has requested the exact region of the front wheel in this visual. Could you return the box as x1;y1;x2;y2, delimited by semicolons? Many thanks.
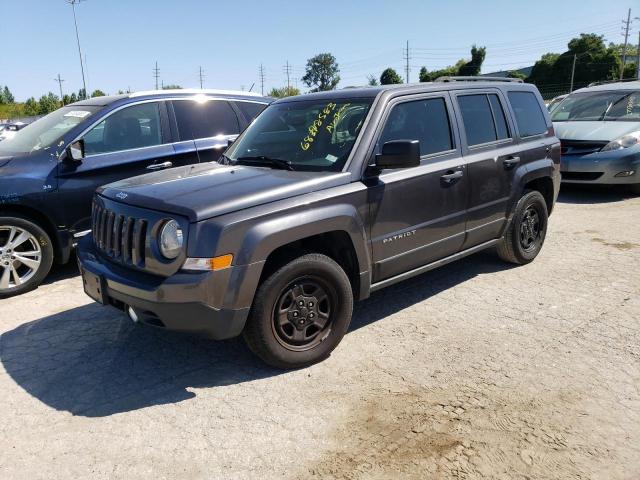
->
0;216;54;298
497;190;548;265
243;253;354;369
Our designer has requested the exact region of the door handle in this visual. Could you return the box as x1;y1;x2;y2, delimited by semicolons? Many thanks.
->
146;161;173;170
503;156;520;169
440;169;464;184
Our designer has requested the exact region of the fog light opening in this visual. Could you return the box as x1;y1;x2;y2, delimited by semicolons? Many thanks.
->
615;170;636;177
127;306;139;323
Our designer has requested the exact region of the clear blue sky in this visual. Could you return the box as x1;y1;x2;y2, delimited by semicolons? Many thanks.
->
0;0;635;101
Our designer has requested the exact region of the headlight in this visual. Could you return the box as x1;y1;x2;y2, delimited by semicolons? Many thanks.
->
601;131;640;151
158;220;183;259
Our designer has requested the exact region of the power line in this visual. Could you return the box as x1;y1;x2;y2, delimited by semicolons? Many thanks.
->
54;74;65;105
258;64;265;95
403;40;411;83
153;61;160;90
198;66;205;89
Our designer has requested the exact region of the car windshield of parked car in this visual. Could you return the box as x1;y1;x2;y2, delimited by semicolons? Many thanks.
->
551;90;640;122
225;98;373;171
0;106;101;155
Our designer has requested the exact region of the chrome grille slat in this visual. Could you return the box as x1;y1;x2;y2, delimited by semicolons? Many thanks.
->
91;203;147;268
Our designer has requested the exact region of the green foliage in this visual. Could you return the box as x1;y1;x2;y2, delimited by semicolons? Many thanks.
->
267;86;300;98
380;68;403;85
24;97;39;116
457;45;486;76
302;53;340;92
0;103;26;119
507;70;527;80
162;84;182;90
0;86;15;104
367;74;379;86
91;89;106;97
608;42;639;57
70;93;78;103
419;61;463;82
37;92;61;114
623;62;638;79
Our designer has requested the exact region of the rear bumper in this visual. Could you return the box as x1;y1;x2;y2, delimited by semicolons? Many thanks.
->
560;150;640;185
76;235;258;340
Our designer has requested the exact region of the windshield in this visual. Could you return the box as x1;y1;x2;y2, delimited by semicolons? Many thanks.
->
226;98;373;171
0;105;101;154
551;90;640;122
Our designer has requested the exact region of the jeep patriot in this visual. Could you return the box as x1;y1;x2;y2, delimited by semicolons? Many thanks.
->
77;78;561;368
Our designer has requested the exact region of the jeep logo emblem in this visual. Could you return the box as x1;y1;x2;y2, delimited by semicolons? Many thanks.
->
115;192;128;200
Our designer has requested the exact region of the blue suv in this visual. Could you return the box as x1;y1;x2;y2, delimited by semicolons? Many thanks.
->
0;89;271;297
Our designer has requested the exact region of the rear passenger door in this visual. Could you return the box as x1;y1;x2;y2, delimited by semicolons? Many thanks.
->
451;90;522;248
368;93;468;282
171;98;241;163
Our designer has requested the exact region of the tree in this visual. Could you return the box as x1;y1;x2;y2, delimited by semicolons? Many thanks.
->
70;92;78;103
507;70;527;80
38;92;60;114
367;74;379;86
24;97;39;116
380;68;403;85
0;86;15;104
62;94;72;105
267;86;300;98
162;84;182;90
302;53;340;92
91;89;106;97
457;45;486;76
77;88;86;100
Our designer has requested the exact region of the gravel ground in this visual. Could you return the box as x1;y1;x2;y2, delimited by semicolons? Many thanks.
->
1;186;639;480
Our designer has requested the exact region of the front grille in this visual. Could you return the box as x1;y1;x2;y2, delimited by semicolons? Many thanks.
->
92;203;147;266
561;171;604;181
560;140;608;156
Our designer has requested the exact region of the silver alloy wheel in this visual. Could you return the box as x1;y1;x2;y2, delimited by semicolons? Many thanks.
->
0;226;42;291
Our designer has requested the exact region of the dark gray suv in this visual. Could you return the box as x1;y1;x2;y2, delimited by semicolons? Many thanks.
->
77;78;560;369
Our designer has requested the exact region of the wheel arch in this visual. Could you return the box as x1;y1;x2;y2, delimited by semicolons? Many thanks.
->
0;204;64;261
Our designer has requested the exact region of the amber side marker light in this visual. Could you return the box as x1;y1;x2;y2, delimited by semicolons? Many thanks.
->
182;254;233;271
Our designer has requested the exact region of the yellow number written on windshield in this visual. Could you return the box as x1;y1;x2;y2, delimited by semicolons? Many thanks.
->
300;102;337;151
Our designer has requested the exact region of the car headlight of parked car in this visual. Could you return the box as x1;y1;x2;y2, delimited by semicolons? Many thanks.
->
601;131;640;151
159;219;183;259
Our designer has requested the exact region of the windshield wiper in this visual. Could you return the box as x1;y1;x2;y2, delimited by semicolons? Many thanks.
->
599;92;633;121
234;156;295;171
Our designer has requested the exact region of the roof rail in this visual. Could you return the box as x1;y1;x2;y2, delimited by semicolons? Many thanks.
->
128;88;262;98
587;78;640;87
435;76;524;83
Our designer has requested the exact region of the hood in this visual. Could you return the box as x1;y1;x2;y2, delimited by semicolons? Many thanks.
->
0;155;13;168
553;121;640;142
99;162;352;222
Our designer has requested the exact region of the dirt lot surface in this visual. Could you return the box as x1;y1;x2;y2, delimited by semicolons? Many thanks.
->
1;186;639;480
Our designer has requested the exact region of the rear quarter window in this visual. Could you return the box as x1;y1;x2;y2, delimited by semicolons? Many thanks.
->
234;101;268;123
507;91;548;137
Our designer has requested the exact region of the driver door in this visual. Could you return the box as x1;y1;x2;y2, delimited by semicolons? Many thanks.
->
56;101;175;233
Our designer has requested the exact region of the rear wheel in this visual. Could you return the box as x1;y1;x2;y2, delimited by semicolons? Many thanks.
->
243;253;353;369
0;216;54;298
497;190;548;265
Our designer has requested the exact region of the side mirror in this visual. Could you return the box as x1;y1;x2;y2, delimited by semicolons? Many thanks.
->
65;139;85;162
374;140;420;170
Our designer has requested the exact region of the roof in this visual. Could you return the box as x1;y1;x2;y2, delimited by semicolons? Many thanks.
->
573;80;640;93
73;89;270;108
275;80;537;103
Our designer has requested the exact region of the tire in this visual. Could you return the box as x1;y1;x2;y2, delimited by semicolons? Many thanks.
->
243;253;354;369
497;190;548;265
0;216;54;298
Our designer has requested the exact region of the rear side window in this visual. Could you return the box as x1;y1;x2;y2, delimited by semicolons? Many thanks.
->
234;101;268;123
458;94;512;146
378;97;453;156
173;99;240;141
507;91;548;137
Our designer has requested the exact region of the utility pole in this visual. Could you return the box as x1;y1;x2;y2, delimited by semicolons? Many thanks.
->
153;61;160;90
198;66;205;89
636;30;640;79
67;0;87;99
570;54;577;92
283;61;292;91
54;74;65;106
620;8;632;80
258;64;265;95
403;40;410;83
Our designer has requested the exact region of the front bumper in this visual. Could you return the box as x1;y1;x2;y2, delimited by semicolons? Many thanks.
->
76;235;258;340
560;150;640;185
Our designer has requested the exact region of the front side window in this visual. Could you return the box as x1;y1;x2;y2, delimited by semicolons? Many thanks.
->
0;106;101;155
83;102;162;155
508;91;548;137
225;98;373;171
173;99;240;140
550;90;640;122
378;97;453;156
